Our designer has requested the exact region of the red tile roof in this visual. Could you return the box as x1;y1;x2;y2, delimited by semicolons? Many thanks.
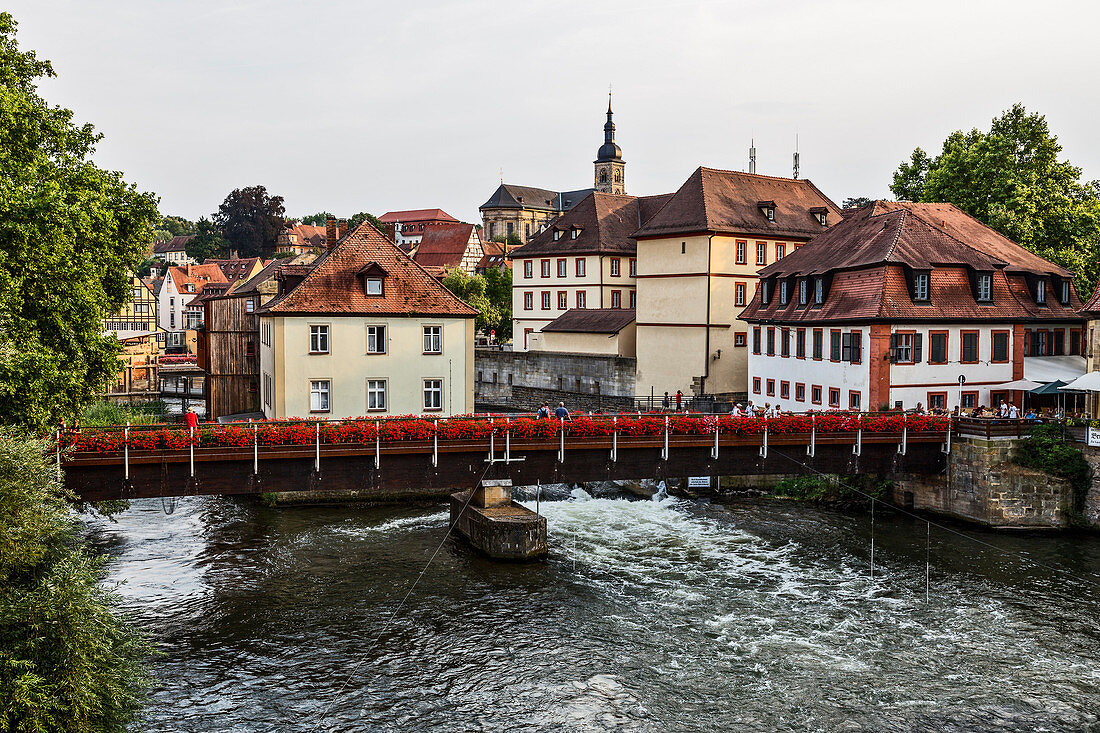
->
511;191;674;258
1081;279;1100;314
261;222;477;318
153;235;193;254
412;223;480;269
206;257;262;281
476;240;517;270
168;264;228;295
282;223;326;248
377;209;458;224
633;167;843;239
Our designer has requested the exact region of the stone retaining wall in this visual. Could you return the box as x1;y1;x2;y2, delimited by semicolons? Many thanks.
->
474;349;635;410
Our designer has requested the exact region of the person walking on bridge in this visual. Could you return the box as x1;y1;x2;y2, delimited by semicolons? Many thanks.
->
535;402;550;419
555;402;569;420
675;390;683;411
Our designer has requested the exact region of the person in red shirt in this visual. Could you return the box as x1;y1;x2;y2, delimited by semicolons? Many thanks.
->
184;410;198;430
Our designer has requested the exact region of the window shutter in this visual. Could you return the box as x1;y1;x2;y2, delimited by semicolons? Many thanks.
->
889;333;899;363
913;333;923;363
851;332;862;363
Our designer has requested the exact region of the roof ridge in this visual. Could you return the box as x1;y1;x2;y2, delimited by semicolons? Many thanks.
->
697;165;817;185
696;168;711;230
901;204;1009;267
882;208;907;262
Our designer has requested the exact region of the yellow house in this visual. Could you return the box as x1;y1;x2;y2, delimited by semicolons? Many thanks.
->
258;223;478;419
633;167;843;398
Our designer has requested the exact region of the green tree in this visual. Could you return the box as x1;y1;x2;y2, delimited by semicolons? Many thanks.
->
0;12;160;428
842;196;873;209
213;185;285;258
160;214;195;237
890;105;1100;295
441;269;495;333
299;212;332;226
0;429;153;732
134;256;161;278
506;231;523;246
483;266;512;340
348;211;385;233
185;217;229;262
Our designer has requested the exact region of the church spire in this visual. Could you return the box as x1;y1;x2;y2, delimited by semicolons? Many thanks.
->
594;93;625;194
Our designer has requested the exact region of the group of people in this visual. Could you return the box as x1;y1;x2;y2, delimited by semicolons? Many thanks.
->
534;402;570;420
968;401;1064;421
729;401;784;418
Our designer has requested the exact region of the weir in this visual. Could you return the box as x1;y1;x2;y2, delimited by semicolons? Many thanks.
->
450;479;547;560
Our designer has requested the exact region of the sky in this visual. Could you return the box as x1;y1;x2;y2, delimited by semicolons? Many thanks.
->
8;0;1100;224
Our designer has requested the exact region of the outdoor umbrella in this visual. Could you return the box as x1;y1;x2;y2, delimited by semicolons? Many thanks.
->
1030;380;1067;395
1061;371;1100;392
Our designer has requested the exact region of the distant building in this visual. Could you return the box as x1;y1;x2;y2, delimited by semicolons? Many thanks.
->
530;308;636;357
205;257;265;283
475;240;517;274
153;235;195;265
104;271;161;339
258;223;478;419
377;209;459;247
409;223;485;276
740;201;1086;412
275;222;327;255
158;263;229;332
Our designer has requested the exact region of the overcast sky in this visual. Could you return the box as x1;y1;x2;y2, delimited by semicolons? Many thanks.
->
9;0;1100;224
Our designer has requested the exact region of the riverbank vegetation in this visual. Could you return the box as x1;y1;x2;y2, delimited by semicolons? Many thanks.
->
81;400;167;428
1014;423;1093;517
771;475;891;505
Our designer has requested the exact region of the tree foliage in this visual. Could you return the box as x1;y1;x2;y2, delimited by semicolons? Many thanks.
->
842;196;873;209
0;12;160;428
1014;423;1092;514
0;429;152;732
185;217;229;262
159;214;194;237
890;105;1100;295
213;185;285;258
299;212;332;226
348;211;385;233
441;268;512;339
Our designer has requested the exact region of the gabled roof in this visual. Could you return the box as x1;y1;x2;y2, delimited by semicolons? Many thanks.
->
206;257;263;281
412;223;480;269
541;308;636;334
510;192;674;258
1081;279;1100;314
378;209;458;223
216;258;294;298
260;222;478;318
167;264;228;294
633;167;843;239
283;223;326;248
479;183;593;213
476;239;518;270
153;235;193;254
187;282;230;307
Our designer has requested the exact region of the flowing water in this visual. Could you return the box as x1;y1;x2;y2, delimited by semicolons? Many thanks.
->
85;485;1100;732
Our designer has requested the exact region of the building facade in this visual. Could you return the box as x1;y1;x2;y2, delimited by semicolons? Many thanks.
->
740;202;1085;412
377;209;460;247
633;167;843;398
276;222;327;255
158;264;229;332
152;235;195;265
258;223;478;419
408;223;485;276
104;272;161;337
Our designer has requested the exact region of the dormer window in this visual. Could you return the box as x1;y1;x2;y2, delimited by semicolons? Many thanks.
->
554;230;562;241
814;277;824;304
1061;280;1072;305
366;278;383;296
1036;278;1046;305
976;273;993;302
809;206;829;226
571;229;579;240
186;283;195;293
356;262;388;297
758;200;777;221
761;280;771;305
779;280;789;306
798;279;808;305
913;272;930;302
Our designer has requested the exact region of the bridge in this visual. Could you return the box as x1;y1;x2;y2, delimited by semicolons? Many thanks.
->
58;413;955;502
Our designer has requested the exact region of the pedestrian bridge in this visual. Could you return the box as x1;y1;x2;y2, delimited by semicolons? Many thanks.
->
57;413;965;502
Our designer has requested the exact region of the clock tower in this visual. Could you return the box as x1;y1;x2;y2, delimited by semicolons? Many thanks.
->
594;94;625;195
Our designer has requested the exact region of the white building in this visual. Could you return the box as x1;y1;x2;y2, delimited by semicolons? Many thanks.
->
258;222;478;419
158;264;228;332
741;202;1086;412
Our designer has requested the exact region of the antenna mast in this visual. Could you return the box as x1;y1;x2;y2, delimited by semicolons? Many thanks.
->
792;134;800;179
748;139;757;175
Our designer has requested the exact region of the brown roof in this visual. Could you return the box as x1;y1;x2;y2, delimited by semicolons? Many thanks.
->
283;223;326;248
476;240;518;270
153;235;193;254
741;202;1083;325
1081;279;1100;314
260;222;477;318
510;192;674;258
168;264;228;295
378;208;458;224
633;167;843;239
187;282;231;307
206;257;262;281
412;223;480;269
541;308;636;334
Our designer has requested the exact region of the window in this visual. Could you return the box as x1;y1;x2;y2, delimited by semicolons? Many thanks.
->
1033;329;1048;356
246;339;255;356
366;278;383;296
849;331;862;363
571;229;579;240
753;377;761;394
524;292;533;310
246;298;255;313
796;329;806;358
914;272;930;301
927;392;947;410
555;291;566;309
577;291;587;309
776;244;786;259
263;372;272;408
553;230;561;241
779;280;789;305
752;327;761;354
828;388;840;408
812;329;823;360
423;325;442;354
780;381;790;399
135;303;149;314
629;259;637;277
781;329;790;357
682;242;686;254
310;380;330;412
734;332;747;347
541;260;550;277
756;242;767;265
814;277;823;304
992;331;1010;363
1071;329;1081;356
736;241;746;264
811;385;822;405
735;283;746;307
891;332;921;363
795;383;805;401
1054;329;1064;355
611;290;622;309
541;292;551;310
766;207;775;221
1062;280;1072;305
849;391;861;411
523;328;533;349
961;391;978;409
1036;279;1046;305
977;273;992;302
610;258;621;277
524;261;533;279
929;331;948;364
830;330;841;361
576;259;586;277
798;279;807;305
366;325;386;354
766;379;775;396
961;331;979;363
767;327;775;356
630;291;636;309
760;280;771;305
367;380;387;411
423;379;443;411
309;325;329;354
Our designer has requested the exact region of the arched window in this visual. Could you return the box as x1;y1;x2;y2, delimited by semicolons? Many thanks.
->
600;169;608;183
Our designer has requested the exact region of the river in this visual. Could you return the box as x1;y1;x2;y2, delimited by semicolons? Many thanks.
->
85;485;1100;732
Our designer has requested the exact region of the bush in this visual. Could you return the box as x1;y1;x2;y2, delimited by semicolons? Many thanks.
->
772;474;890;504
1014;423;1093;513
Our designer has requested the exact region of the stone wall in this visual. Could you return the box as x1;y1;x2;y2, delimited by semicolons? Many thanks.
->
891;437;1071;528
1078;445;1100;529
475;348;636;411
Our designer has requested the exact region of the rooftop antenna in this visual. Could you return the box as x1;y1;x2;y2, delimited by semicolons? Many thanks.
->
793;134;800;179
748;138;757;174
499;166;503;184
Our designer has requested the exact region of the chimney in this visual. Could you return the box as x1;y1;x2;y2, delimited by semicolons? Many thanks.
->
326;217;338;248
186;263;192;278
384;223;397;242
337;219;348;240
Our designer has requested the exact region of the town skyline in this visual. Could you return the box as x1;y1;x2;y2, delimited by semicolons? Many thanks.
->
9;0;1100;223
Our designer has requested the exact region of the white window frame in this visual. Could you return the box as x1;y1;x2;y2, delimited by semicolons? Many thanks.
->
367;379;387;411
814;277;823;304
366;278;383;296
423;379;443;411
576;258;586;277
977;273;992;302
366;324;386;354
524;261;533;279
309;324;329;354
914;273;930;301
309;379;331;412
246;298;255;313
423;325;442;354
557;259;567;277
524;292;533;310
735;283;745;307
1036;279;1047;304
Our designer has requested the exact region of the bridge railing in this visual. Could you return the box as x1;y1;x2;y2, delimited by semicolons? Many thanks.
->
55;411;952;459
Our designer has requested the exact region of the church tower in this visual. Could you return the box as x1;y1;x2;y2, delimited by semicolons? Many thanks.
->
594;94;625;195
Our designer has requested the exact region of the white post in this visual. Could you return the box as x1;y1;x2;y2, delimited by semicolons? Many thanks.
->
315;422;320;472
899;423;908;456
489;421;495;464
558;418;565;463
253;423;258;474
55;429;61;481
854;414;863;457
807;413;816;458
375;420;381;469
189;426;195;478
611;415;618;462
711;419;719;460
432;419;438;468
759;416;768;459
662;415;669;461
943;422;952;455
124;422;130;481
505;417;511;462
